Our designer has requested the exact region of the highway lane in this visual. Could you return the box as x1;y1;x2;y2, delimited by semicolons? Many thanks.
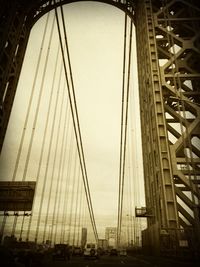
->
41;254;199;267
42;255;154;267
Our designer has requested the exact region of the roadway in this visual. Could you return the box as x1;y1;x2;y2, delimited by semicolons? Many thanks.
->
41;255;198;267
42;255;153;267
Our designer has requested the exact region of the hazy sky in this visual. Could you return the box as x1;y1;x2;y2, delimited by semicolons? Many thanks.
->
0;2;145;236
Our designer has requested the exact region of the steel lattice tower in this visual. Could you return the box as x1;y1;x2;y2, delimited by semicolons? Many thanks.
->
0;0;199;256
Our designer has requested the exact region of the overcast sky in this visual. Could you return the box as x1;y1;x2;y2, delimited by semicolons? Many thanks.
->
0;2;145;238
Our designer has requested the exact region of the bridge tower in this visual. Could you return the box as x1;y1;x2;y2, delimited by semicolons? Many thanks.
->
135;0;200;256
0;0;199;256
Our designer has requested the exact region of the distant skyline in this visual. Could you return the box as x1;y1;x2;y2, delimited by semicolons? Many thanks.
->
0;2;145;239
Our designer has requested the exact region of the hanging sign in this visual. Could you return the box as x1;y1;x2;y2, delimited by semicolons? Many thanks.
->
0;181;36;211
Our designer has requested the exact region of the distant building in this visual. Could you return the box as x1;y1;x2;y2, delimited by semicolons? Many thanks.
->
81;228;87;248
105;227;117;248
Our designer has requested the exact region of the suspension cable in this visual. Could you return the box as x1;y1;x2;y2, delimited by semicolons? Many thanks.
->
41;63;67;243
22;12;55;182
54;4;98;242
10;12;52;238
46;77;66;244
59;4;99;242
28;15;57;242
26;50;63;241
72;167;81;246
128;90;138;243
12;12;50;182
120;19;133;239
67;149;78;244
59;127;74;244
76;179;84;246
54;99;70;243
117;13;128;246
54;104;70;243
117;16;133;246
33;44;60;242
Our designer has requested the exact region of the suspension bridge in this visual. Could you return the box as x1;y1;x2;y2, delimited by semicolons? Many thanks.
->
0;0;200;266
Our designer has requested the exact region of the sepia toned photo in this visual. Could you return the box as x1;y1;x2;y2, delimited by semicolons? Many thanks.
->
0;1;200;266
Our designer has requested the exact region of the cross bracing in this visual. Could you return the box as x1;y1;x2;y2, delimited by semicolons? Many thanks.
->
135;0;200;255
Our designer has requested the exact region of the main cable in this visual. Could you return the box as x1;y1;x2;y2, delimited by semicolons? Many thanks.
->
59;5;98;242
119;19;133;244
117;13;127;247
54;4;98;242
117;15;133;247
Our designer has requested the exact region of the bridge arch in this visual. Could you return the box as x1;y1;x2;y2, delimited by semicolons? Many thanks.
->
0;0;135;151
29;1;135;26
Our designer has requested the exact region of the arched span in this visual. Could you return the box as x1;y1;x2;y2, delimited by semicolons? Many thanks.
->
28;0;135;27
0;0;135;152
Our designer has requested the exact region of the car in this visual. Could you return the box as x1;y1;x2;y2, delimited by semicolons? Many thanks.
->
73;246;82;256
119;249;127;256
52;244;70;261
109;248;118;256
83;243;99;259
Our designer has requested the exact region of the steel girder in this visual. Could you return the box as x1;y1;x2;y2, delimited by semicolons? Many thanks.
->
154;0;200;249
0;0;32;152
136;0;200;254
135;0;179;253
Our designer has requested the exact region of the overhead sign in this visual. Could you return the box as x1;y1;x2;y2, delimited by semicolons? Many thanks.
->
0;181;36;211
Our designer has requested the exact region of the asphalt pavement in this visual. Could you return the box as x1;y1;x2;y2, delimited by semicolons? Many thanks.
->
42;255;153;267
41;254;199;267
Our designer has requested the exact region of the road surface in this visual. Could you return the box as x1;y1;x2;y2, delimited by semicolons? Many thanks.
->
41;254;198;267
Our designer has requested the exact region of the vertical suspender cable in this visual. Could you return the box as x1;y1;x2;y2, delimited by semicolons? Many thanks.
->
32;44;60;241
57;110;70;243
117;13;127;247
120;19;133;244
59;128;74;244
117;17;133;246
22;13;54;182
27;14;57;242
76;179;84;246
59;5;99;242
67;150;78;244
72;167;81;245
54;105;70;242
10;13;51;238
12;13;50;182
47;76;66;244
127;136;134;243
51;83;67;243
54;99;69;242
40;59;64;243
26;51;63;241
54;4;98;242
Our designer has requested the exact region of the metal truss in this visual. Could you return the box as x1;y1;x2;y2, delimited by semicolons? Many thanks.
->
155;0;200;251
30;0;135;25
154;0;200;229
136;0;200;255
